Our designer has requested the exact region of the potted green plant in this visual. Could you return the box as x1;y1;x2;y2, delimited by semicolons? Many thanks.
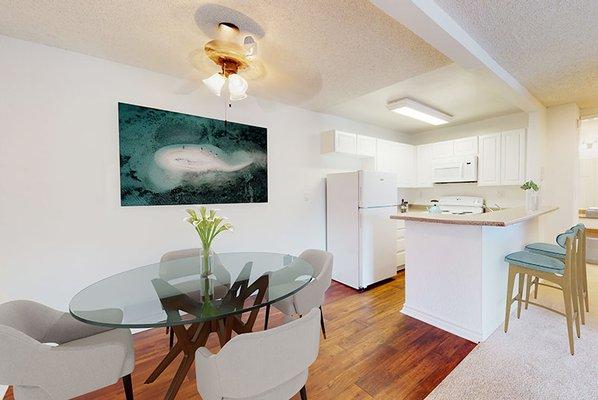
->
184;206;233;278
520;180;540;212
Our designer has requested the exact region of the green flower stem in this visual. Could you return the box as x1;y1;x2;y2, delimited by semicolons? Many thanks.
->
202;248;210;277
202;276;211;304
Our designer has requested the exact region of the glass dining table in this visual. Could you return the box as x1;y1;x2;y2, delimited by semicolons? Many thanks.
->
70;252;315;400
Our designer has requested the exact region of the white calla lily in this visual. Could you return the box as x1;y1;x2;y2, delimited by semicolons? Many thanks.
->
186;206;233;252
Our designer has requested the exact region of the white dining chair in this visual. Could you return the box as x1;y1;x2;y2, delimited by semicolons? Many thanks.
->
266;249;333;338
195;307;321;400
0;300;135;399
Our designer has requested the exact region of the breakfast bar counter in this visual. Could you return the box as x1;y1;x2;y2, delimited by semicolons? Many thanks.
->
391;206;558;342
391;206;557;226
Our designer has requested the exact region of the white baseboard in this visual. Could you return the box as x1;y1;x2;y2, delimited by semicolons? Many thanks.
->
401;304;482;343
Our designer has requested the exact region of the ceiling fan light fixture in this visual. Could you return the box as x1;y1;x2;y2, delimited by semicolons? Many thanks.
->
243;36;258;59
202;22;257;102
217;22;240;41
229;92;248;102
202;73;226;96
228;73;248;100
387;98;453;125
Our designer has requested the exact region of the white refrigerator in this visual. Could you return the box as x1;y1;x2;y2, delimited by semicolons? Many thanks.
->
326;171;398;290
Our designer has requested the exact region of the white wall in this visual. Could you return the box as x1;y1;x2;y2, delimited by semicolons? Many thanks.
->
526;109;547;183
541;103;580;241
579;158;598;209
0;35;407;308
578;119;598;209
402;112;529;206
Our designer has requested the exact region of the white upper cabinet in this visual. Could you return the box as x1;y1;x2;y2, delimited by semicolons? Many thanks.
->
478;134;501;186
433;140;454;159
416;143;434;187
321;130;357;155
433;137;478;159
453;136;478;156
374;139;416;187
500;129;526;185
334;131;357;154
396;142;416;187
478;129;526;186
321;130;378;157
356;135;377;157
375;139;401;174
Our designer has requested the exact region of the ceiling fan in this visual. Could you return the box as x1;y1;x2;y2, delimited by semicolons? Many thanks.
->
200;22;263;101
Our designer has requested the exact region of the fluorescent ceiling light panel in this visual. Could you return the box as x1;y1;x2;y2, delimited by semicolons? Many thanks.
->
387;98;453;125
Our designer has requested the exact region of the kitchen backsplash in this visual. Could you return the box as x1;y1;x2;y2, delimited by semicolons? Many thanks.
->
400;183;526;208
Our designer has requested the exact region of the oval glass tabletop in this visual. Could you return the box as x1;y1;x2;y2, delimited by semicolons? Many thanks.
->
70;252;314;329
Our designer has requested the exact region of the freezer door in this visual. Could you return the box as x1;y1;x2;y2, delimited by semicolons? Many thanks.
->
359;171;398;208
359;207;398;288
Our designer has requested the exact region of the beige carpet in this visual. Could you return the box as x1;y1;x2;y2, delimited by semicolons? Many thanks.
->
426;264;598;399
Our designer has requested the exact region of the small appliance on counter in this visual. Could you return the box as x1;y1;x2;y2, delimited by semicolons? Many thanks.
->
436;196;484;215
427;200;442;214
400;199;409;213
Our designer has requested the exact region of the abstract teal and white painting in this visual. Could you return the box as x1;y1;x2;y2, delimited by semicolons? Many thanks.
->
118;103;267;206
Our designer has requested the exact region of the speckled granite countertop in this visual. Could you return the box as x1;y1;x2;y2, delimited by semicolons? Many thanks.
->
390;206;558;227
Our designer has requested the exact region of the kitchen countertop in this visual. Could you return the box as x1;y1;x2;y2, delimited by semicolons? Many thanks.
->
390;206;558;227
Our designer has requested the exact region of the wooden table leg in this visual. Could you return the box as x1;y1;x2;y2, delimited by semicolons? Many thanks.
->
144;322;210;400
165;355;195;400
147;274;269;399
164;323;212;400
145;323;201;384
145;340;184;384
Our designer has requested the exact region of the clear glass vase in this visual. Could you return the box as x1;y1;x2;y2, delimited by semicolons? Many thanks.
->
199;276;215;303
200;248;214;278
525;190;539;212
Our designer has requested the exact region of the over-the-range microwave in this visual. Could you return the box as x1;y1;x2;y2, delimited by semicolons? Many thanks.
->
433;155;478;184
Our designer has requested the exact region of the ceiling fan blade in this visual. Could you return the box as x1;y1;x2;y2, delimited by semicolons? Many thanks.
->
189;48;221;76
241;57;266;80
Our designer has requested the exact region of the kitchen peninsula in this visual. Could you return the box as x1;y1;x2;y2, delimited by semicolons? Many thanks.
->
392;206;557;342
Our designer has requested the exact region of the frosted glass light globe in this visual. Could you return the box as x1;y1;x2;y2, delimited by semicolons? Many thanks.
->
228;73;248;101
202;73;226;96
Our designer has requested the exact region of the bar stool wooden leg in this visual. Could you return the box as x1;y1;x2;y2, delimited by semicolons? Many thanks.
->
577;267;586;326
534;277;539;299
517;272;525;319
568;265;585;338
563;285;575;355
524;276;533;310
583;263;590;312
581;229;589;312
583;263;589;312
504;265;516;333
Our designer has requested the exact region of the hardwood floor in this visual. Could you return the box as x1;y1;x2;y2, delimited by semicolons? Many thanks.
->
4;272;476;400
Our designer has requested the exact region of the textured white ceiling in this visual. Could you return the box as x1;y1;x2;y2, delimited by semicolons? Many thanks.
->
0;0;450;111
327;63;519;133
435;0;598;109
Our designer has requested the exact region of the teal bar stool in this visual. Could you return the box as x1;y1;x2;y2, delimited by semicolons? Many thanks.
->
525;224;588;323
504;232;581;355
